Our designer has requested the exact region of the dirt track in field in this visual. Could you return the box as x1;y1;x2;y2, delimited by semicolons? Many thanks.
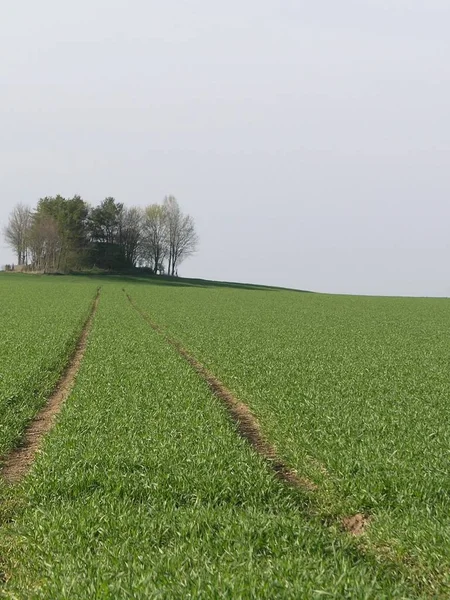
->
1;289;100;484
125;291;372;536
125;292;317;492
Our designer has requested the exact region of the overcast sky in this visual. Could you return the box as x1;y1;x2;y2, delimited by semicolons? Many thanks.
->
1;1;449;296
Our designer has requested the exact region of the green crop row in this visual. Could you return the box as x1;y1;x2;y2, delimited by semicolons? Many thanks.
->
128;280;450;594
0;274;97;459
1;285;414;598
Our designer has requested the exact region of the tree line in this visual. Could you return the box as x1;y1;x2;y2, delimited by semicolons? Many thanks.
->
3;196;198;274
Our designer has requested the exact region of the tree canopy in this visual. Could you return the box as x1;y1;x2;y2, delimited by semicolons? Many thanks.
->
3;195;198;274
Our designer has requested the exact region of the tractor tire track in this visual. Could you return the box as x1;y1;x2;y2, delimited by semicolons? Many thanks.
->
1;289;101;484
125;292;318;494
125;292;373;538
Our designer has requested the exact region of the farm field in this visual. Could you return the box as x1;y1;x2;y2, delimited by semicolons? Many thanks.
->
127;280;450;593
0;273;449;597
0;274;98;459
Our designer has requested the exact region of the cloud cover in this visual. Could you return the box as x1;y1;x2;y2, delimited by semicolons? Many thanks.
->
1;0;449;296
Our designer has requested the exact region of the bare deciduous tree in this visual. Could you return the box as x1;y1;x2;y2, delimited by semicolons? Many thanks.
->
3;204;32;265
140;204;168;272
28;215;61;271
164;196;198;276
119;207;143;267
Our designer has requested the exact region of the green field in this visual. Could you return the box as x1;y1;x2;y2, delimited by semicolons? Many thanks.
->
0;275;97;458
0;273;448;598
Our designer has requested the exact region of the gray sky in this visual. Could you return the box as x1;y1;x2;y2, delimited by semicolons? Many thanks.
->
1;0;449;296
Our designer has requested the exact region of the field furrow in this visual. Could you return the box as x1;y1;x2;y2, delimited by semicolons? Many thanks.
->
0;275;99;460
126;291;318;494
1;288;100;483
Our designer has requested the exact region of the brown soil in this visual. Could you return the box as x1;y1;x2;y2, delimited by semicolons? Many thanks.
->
343;513;370;536
126;293;317;493
1;289;100;484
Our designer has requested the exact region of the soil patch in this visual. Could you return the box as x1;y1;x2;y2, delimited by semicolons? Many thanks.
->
343;513;370;536
1;289;100;484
